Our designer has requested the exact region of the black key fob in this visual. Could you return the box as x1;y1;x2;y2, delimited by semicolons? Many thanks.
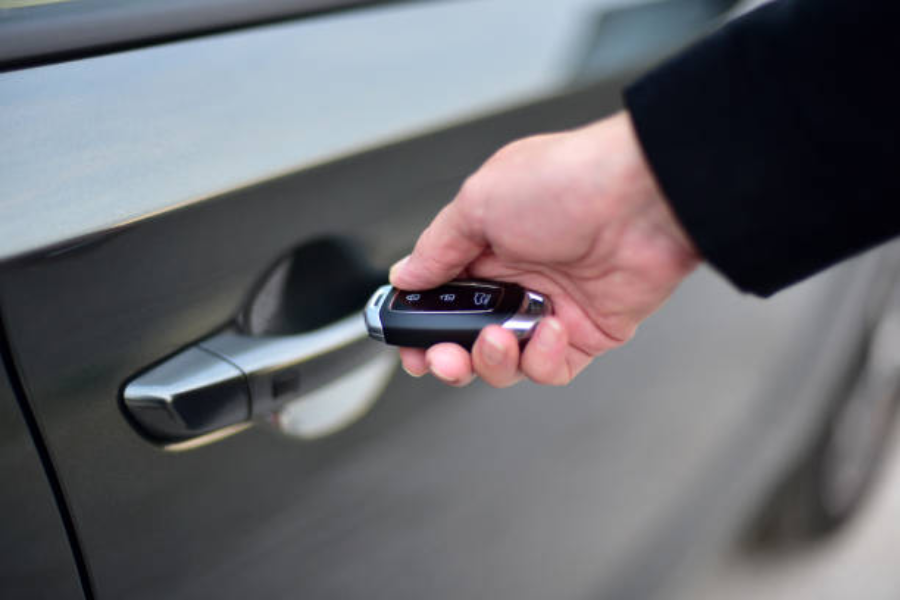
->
363;280;552;349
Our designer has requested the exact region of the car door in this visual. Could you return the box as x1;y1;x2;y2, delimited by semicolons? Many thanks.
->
5;1;854;599
0;356;84;599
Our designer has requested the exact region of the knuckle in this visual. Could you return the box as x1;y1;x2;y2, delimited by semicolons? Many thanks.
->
456;175;485;212
454;177;488;233
489;140;518;161
458;172;483;198
492;135;537;159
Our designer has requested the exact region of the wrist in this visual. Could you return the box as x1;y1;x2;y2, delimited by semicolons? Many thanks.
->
576;111;701;293
616;110;700;266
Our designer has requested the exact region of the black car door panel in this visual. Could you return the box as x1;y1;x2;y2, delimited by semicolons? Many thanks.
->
0;358;83;599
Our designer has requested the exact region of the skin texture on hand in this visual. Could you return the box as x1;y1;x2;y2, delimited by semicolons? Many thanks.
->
390;110;700;387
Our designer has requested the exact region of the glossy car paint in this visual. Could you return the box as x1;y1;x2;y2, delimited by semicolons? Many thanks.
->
0;358;83;598
0;0;638;262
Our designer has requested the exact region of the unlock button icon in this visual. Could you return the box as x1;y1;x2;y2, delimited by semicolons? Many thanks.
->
473;292;492;307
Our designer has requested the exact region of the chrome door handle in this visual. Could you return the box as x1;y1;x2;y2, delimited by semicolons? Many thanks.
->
123;313;395;449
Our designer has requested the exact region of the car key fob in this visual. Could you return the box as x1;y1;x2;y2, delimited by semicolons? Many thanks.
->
363;280;552;349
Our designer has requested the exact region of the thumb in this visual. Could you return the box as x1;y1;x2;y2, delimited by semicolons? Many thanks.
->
390;200;486;290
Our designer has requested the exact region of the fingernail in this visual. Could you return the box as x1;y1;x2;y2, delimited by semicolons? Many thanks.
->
389;256;410;282
433;370;460;385
537;319;563;350
482;332;505;365
401;363;424;378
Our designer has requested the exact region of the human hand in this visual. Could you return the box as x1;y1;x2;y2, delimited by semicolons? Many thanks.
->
389;111;700;387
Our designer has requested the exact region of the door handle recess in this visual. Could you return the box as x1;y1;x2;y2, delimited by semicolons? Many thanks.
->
123;313;394;448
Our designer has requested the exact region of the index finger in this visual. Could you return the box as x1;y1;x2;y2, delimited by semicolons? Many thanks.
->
389;197;486;291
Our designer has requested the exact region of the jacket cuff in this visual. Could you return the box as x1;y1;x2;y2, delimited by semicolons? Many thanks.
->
624;10;825;296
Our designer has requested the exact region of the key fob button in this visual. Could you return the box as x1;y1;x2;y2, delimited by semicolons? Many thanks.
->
467;289;497;310
434;291;460;309
393;292;425;311
390;285;499;312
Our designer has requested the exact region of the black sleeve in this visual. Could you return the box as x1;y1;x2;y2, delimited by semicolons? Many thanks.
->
624;0;900;296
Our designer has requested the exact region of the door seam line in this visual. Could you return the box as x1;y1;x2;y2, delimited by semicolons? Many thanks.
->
0;307;96;600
